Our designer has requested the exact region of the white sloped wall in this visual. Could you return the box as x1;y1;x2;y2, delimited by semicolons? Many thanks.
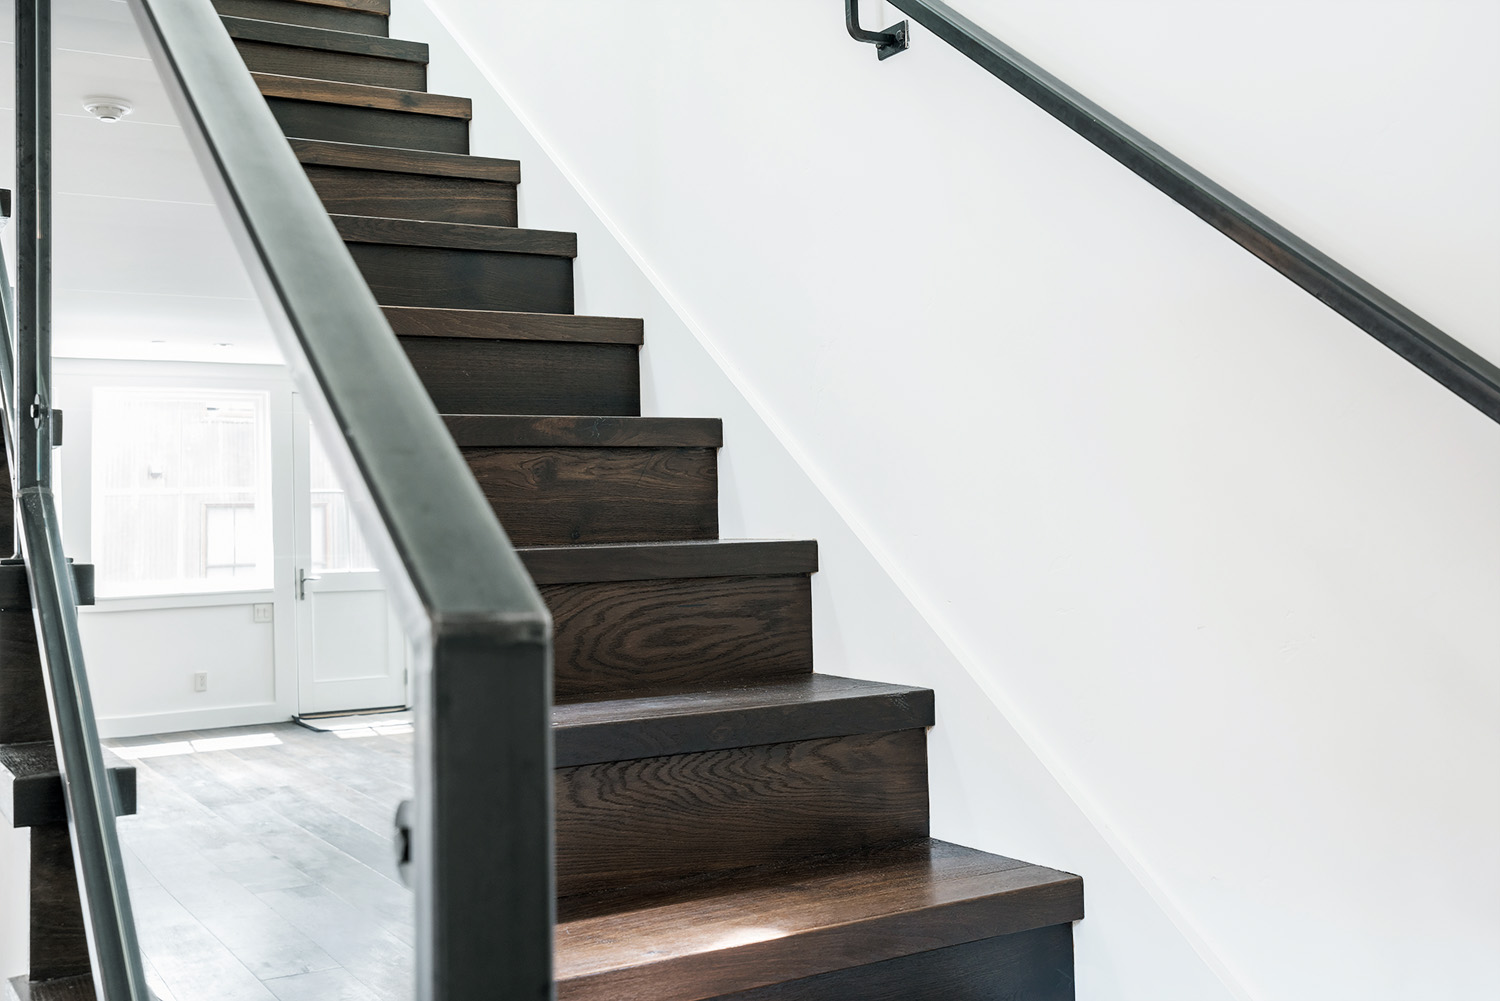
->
397;1;1500;998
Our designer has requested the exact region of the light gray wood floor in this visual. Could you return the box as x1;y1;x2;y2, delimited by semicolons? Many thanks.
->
106;722;416;1001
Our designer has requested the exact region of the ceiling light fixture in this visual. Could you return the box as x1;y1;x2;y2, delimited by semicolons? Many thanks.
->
83;97;133;123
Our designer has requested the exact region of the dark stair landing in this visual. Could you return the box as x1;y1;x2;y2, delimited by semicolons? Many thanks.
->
211;0;1087;995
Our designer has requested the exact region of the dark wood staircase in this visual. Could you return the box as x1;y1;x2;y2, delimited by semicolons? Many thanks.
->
4;0;1084;995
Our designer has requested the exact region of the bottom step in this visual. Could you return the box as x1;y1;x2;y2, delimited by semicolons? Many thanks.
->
7;976;94;1001
556;839;1083;1001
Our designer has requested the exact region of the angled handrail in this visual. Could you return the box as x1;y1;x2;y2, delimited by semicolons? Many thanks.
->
856;0;1500;424
122;0;557;996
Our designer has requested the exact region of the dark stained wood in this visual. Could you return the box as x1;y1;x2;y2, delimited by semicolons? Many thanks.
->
266;98;468;153
555;730;929;899
0;743;137;827
463;446;717;546
253;73;469;118
553;676;934;767
384;306;640;344
291;138;520;182
0;612;49;744
556;840;1083;1001
7;974;97;1001
401;338;638;415
543;574;812;702
214;0;388;35
0;563;96;610
304;165;515;226
29;826;90;982
518;540;820;585
332;215;575;257
222;15;422;60
351;242;570;311
234;39;426;91
300;0;389;13
709;925;1077;1001
444;416;721;449
0;450;11;554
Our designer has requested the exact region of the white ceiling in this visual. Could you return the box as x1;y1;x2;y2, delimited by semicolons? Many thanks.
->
1;0;283;365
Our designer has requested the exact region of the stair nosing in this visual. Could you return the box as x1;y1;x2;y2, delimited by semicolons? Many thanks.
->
519;539;819;584
384;306;640;344
273;0;390;14
0;742;137;827
333;214;577;257
223;15;427;61
444;415;722;449
553;675;934;768
254;72;471;119
291;138;520;182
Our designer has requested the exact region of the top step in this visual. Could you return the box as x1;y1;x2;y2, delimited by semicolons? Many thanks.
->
214;0;389;37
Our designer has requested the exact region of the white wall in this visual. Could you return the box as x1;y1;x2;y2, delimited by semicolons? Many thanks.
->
400;1;1500;999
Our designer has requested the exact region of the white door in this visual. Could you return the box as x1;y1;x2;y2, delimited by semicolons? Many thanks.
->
292;399;407;715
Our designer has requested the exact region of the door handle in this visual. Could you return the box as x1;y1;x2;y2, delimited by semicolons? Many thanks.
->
297;567;322;600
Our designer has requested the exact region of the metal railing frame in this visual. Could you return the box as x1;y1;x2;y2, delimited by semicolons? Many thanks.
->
7;0;557;997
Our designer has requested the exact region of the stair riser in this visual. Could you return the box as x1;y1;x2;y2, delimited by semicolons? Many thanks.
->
234;39;425;90
689;926;1075;1001
213;0;388;35
0;613;48;745
351;243;572;312
267;98;467;154
543;575;813;702
463;447;718;546
556;729;928;897
305;165;517;226
404;338;639;415
30;827;89;983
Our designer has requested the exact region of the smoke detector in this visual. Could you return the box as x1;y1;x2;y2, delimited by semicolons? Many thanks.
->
83;98;133;123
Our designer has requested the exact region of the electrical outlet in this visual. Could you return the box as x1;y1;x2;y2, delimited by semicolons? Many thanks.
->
253;603;273;623
193;671;208;693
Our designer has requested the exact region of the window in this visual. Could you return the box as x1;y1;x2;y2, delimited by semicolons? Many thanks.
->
91;388;272;596
308;422;377;573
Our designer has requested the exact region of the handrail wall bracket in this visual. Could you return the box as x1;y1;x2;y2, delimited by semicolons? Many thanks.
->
847;0;909;59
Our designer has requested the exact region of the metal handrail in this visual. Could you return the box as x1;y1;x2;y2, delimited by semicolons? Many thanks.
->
5;0;556;995
851;0;1500;424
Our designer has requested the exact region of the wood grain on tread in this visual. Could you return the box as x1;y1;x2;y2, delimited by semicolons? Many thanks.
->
214;0;387;35
0;743;137;827
350;243;571;311
304;165;515;226
254;73;470;117
402;338;638;415
555;840;1084;1001
29;827;89;982
707;925;1077;1001
519;540;819;585
333;214;576;256
384;306;639;343
543;574;812;702
291;138;519;181
555;729;929;899
444;416;721;449
282;0;389;13
235;39;425;90
267;98;467;153
552;676;934;767
463;446;717;546
7;975;96;1001
222;15;424;60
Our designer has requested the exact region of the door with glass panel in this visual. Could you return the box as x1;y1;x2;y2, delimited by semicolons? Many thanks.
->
292;400;407;714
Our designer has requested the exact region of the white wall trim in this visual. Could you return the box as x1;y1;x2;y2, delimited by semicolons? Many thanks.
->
417;3;1255;997
95;702;289;741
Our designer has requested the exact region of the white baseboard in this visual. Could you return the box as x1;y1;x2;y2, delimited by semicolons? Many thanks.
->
96;703;290;740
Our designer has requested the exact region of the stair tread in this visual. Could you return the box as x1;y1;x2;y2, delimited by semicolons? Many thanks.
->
7;975;95;1001
333;213;576;257
553;674;933;768
286;0;388;13
385;306;640;343
555;839;1083;1000
0;742;137;827
223;15;426;61
253;72;471;118
519;539;818;584
445;415;721;449
291;138;519;182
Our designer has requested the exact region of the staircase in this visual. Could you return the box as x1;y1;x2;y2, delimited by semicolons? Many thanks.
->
9;0;1084;996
